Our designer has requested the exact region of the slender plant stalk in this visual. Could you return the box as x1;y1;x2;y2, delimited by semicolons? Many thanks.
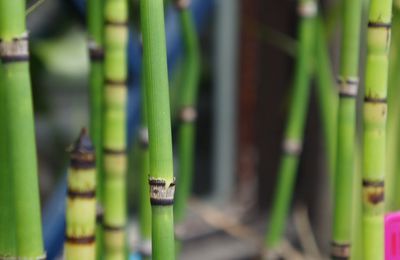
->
385;7;400;212
141;0;176;259
65;129;97;260
0;62;17;259
87;0;105;258
265;0;317;250
173;0;201;224
331;0;362;257
362;0;393;258
314;17;337;180
0;1;44;258
102;0;129;259
138;66;152;260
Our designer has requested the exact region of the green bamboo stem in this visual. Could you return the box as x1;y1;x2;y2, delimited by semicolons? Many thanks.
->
173;0;201;224
385;8;400;212
102;0;128;259
362;0;393;258
331;0;362;257
0;62;17;259
138;67;152;260
87;1;105;258
140;0;176;259
314;17;337;181
65;129;97;260
265;0;317;250
0;1;44;258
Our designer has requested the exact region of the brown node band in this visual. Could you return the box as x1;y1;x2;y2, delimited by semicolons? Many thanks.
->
96;204;104;224
149;177;176;206
368;22;391;28
66;235;95;245
88;39;104;61
364;97;387;104
105;79;126;87
362;180;384;187
67;189;96;199
105;20;128;27
363;180;384;204
103;224;125;232
70;159;96;169
331;242;350;259
180;106;197;123
103;148;126;155
337;76;358;98
0;33;29;63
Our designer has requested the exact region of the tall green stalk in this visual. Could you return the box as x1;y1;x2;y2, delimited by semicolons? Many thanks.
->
362;0;393;259
102;0;128;259
87;0;105;258
173;0;201;225
141;0;176;259
138;68;152;260
65;129;97;260
0;1;44;258
331;0;362;257
0;63;17;259
265;0;317;250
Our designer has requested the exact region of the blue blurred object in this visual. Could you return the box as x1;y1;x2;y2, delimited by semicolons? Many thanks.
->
43;0;214;258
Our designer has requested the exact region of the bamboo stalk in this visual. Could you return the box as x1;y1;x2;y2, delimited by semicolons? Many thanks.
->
102;0;129;259
87;0;105;258
0;1;45;258
140;0;176;259
173;0;201;225
0;62;17;259
361;0;393;258
138;67;152;260
330;0;362;258
65;129;97;260
265;0;317;250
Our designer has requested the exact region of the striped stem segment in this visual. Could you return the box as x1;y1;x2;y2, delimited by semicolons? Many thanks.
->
362;0;393;259
65;129;97;260
331;0;362;258
103;0;128;259
173;0;201;224
0;1;45;258
265;0;316;250
140;0;176;259
0;63;17;258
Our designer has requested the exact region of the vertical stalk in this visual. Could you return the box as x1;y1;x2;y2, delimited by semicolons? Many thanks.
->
138;67;152;260
0;62;17;259
362;0;393;259
173;0;201;224
87;0;105;258
102;0;128;259
140;0;176;259
65;129;97;260
331;0;362;257
0;1;44;258
265;0;316;250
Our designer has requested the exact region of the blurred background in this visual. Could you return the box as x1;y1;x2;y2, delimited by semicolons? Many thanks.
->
27;0;344;259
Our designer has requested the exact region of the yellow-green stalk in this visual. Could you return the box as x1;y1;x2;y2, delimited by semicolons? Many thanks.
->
102;0;128;259
331;0;362;258
65;129;97;260
141;0;176;259
362;0;393;258
0;1;45;258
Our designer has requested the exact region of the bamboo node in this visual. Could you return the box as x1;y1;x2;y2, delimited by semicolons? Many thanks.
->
88;38;104;61
67;189;96;199
149;177;176;206
96;204;104;223
66;235;95;245
0;32;29;63
175;0;191;10
138;240;152;257
282;139;302;156
297;1;317;18
180;106;198;123
330;242;350;258
68;128;96;169
362;180;384;205
138;127;149;149
337;76;358;98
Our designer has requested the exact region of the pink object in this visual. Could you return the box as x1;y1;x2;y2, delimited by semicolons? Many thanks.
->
385;212;400;259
